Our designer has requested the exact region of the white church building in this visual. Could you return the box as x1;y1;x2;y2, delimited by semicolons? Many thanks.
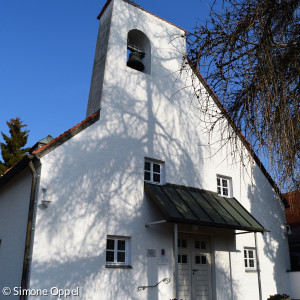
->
0;0;292;299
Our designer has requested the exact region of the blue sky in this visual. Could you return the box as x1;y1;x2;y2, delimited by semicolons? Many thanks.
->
0;0;211;148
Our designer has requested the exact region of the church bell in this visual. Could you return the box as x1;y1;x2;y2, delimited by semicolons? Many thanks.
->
127;51;144;72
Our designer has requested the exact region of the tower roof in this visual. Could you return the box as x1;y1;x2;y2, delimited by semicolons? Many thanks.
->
97;0;186;32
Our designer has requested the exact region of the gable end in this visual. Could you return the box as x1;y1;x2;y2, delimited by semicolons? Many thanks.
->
188;60;289;208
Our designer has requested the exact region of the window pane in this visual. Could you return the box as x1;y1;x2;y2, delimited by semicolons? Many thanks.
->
223;188;228;196
106;251;114;262
153;173;160;183
249;259;254;267
144;162;150;171
118;240;125;251
182;255;187;263
144;171;150;181
244;259;248;267
107;239;114;250
217;178;220;186
201;241;206;249
117;252;125;262
182;240;187;248
248;250;254;258
244;250;247;258
217;187;221;194
201;255;207;264
195;256;200;264
195;241;200;249
222;179;228;187
153;163;160;173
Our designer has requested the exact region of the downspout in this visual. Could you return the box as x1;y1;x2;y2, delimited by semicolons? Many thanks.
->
20;158;38;299
254;232;262;300
174;224;179;299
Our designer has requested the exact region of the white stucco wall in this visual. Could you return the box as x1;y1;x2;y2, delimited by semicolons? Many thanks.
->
27;0;291;299
288;271;300;299
0;168;32;298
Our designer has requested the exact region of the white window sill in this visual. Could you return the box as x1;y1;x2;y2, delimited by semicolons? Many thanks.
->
218;194;231;198
144;180;163;185
105;265;132;269
245;269;257;273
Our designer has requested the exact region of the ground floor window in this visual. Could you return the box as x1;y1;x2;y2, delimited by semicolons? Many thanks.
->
106;236;130;267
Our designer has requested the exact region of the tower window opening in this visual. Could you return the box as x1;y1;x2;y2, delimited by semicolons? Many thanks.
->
126;29;151;74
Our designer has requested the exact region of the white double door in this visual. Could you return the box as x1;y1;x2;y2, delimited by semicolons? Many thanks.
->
178;234;212;300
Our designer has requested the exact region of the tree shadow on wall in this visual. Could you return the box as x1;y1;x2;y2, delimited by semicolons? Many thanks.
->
29;14;206;300
247;165;290;297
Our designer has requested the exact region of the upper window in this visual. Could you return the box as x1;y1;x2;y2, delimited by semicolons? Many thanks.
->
217;175;231;197
144;159;164;184
244;248;256;271
127;29;151;74
106;236;130;267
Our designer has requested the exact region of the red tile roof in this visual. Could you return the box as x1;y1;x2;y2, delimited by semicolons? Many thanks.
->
33;110;100;157
0;111;100;187
3;167;12;175
285;191;300;224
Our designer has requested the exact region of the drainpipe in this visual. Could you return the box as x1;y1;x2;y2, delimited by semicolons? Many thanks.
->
20;158;38;299
174;224;178;299
254;232;262;300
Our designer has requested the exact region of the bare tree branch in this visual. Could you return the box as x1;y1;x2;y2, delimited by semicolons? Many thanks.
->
185;0;300;192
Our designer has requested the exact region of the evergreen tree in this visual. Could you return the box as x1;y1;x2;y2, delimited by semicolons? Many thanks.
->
0;118;30;175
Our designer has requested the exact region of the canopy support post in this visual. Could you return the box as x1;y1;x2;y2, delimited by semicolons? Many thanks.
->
255;232;262;300
174;224;178;299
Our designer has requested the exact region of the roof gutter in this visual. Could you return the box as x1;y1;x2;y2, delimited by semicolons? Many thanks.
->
20;157;39;299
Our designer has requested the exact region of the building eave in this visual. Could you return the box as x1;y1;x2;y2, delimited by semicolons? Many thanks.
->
0;110;100;189
33;110;100;159
0;155;35;189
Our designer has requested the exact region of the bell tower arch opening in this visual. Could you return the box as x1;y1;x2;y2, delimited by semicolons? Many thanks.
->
127;29;151;75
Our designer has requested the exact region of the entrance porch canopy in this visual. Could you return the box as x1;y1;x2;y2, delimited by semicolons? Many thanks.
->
145;183;265;233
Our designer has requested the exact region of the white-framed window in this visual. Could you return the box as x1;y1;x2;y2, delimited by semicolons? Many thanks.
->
144;159;164;184
217;175;232;197
244;248;256;270
106;236;130;266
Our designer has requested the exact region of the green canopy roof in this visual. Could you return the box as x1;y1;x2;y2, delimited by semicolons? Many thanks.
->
145;183;265;232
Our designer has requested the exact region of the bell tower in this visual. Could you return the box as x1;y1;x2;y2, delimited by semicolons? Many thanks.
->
86;0;186;118
86;0;113;117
